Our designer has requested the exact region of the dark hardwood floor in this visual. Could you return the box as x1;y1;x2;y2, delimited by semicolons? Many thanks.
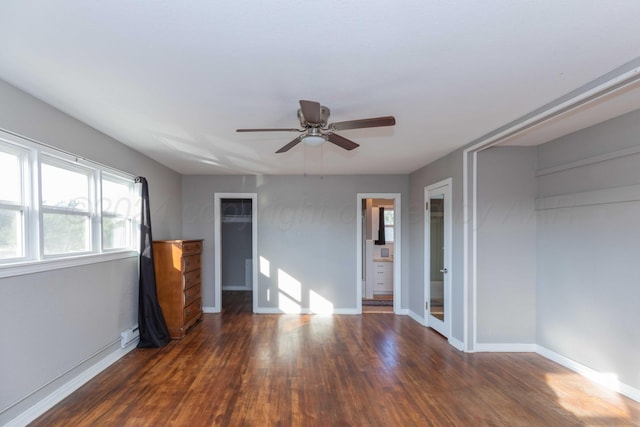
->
30;291;640;426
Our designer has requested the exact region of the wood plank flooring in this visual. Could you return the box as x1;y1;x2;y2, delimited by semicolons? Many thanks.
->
30;291;640;426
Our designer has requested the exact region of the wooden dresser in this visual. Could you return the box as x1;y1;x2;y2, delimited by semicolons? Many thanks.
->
152;239;204;339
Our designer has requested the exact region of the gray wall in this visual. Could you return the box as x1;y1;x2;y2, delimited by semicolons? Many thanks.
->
0;79;182;423
181;174;409;311
536;109;640;391
476;146;537;344
408;148;464;341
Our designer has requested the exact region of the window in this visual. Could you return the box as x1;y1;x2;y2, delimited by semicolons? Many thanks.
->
102;175;136;251
40;159;93;256
0;148;26;260
384;208;394;243
0;131;138;272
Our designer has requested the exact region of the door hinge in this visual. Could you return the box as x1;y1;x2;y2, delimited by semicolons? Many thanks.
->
425;202;429;211
425;301;429;310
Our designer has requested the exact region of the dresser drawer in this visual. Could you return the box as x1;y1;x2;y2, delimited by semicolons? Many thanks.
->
183;269;201;290
184;285;201;307
182;240;203;255
184;298;201;325
182;254;201;273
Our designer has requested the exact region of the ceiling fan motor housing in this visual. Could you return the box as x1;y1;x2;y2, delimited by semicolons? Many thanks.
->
298;106;330;127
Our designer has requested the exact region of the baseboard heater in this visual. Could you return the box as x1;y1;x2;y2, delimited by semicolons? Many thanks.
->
120;326;140;348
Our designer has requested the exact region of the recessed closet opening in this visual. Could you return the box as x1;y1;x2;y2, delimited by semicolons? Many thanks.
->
214;193;258;313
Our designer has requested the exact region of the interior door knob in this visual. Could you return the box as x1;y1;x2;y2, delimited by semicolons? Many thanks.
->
440;268;448;274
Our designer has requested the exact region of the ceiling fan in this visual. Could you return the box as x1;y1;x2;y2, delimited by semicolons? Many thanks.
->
236;100;396;153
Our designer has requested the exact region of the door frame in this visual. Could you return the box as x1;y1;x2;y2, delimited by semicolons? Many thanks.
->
356;193;402;314
424;178;452;337
214;193;258;313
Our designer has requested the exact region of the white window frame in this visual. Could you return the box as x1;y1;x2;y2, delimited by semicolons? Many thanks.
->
0;142;29;262
101;172;137;252
383;206;395;243
39;154;96;258
0;130;138;278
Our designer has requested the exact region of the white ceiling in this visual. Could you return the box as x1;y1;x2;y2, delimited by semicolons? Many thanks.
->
1;1;640;175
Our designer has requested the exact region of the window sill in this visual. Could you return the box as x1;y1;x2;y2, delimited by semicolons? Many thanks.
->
0;251;138;279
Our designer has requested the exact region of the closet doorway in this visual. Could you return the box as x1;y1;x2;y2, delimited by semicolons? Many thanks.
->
214;193;258;313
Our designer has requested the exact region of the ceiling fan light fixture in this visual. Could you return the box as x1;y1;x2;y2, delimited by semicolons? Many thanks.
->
301;135;326;146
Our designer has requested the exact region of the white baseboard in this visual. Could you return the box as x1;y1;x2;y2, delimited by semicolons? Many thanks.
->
254;307;360;315
407;310;464;352
474;343;537;352
408;310;426;326
536;345;640;403
202;306;218;313
448;336;464;352
5;339;139;427
395;308;409;315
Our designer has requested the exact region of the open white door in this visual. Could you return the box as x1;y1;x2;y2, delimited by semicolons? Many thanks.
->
425;179;451;337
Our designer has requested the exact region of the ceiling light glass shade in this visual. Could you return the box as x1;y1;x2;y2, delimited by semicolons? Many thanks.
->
302;135;325;146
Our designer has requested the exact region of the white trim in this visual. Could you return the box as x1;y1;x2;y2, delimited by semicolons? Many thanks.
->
214;193;258;314
537;143;640;177
536;184;640;211
395;308;409;315
254;307;360;315
471;151;478;352
356;193;402;315
448;336;465;352
474;343;537;353
462;149;469;352
537;345;640;403
0;251;137;279
408;310;427;326
4;339;139;427
463;64;640;154
202;306;217;313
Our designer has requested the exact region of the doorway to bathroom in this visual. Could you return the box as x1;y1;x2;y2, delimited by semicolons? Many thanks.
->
356;193;401;314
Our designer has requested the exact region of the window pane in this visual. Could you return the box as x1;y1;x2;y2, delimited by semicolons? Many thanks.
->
0;208;22;259
41;163;89;211
102;179;132;216
42;213;90;255
385;226;394;242
0;151;21;203
384;209;394;226
103;217;128;250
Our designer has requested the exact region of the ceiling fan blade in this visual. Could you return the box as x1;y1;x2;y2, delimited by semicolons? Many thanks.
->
299;100;322;124
329;116;396;131
327;133;359;151
276;136;302;153
237;128;301;132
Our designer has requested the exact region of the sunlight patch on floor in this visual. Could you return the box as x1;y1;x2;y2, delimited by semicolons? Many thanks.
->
544;372;632;424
